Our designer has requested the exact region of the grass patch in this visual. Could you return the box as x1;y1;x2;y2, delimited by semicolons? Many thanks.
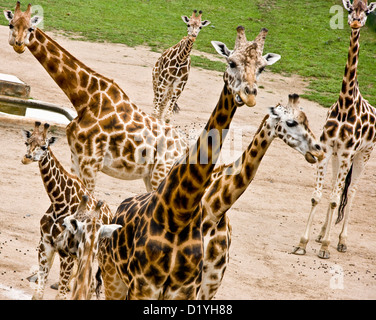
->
1;0;376;107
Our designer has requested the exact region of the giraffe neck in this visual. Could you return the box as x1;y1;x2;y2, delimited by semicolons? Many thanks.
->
176;36;195;63
38;149;83;205
27;28;117;117
204;115;275;221
155;84;238;225
339;28;361;108
72;221;97;300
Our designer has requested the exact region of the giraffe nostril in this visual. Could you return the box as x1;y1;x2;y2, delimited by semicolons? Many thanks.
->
25;154;32;159
244;87;257;96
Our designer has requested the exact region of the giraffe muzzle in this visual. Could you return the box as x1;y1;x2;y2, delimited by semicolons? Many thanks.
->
304;150;324;164
21;155;33;164
13;44;26;54
236;92;257;107
350;20;362;29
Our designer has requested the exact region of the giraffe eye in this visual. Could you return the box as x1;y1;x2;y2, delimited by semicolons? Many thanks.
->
28;27;34;32
229;61;237;68
40;145;47;151
286;120;298;127
9;24;14;29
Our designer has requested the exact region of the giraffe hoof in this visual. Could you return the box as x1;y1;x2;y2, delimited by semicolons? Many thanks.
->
50;282;59;290
337;244;347;253
26;273;38;283
315;235;323;243
318;249;330;259
292;246;306;255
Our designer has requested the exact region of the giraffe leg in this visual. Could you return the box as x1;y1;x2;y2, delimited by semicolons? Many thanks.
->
79;158;103;193
32;240;55;300
318;154;354;259
55;255;75;299
316;154;339;243
337;150;372;253
164;76;187;123
149;162;174;191
152;77;170;120
143;176;153;193
70;152;80;176
98;243;128;300
292;149;332;255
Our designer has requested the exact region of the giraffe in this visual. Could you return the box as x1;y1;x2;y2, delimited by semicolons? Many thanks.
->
199;94;324;299
21;121;113;300
4;1;187;193
96;26;281;300
292;0;376;259
55;195;121;300
151;10;210;122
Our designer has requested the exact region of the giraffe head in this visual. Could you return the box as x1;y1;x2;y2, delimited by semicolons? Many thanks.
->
3;1;43;54
269;94;324;164
56;195;121;299
181;10;210;39
21;122;57;164
212;26;281;108
343;0;376;29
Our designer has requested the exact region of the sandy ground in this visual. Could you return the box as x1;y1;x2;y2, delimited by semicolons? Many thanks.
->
0;25;375;300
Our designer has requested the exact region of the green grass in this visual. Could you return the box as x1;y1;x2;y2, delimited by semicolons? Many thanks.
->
1;0;376;107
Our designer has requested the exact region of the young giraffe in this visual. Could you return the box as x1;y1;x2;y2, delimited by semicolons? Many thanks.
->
97;26;281;300
199;94;324;300
4;2;186;193
55;196;121;300
151;10;210;122
293;0;376;259
21;122;113;300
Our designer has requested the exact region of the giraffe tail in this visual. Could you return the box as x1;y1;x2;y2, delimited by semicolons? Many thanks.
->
336;164;353;224
95;267;102;299
172;102;180;114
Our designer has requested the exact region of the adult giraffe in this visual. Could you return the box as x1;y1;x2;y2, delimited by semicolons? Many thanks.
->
4;1;186;193
293;0;376;259
199;94;324;299
151;10;210;122
96;26;281;300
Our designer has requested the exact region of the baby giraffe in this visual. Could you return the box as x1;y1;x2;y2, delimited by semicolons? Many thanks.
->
21;122;113;299
56;195;121;300
152;10;210;122
199;94;324;299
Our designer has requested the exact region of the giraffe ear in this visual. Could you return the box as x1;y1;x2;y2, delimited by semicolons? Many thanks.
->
367;3;376;15
269;106;282;119
21;129;31;140
263;53;281;66
48;136;58;146
342;0;353;12
181;15;190;24
211;41;232;58
31;15;43;27
63;217;83;234
99;224;122;239
201;20;211;27
4;10;13;22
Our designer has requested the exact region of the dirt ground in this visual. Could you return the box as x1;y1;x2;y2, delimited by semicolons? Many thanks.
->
0;25;375;300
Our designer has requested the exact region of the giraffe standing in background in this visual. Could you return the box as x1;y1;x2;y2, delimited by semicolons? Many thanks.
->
199;94;324;299
4;1;186;193
152;10;210;122
293;0;376;259
96;26;281;300
55;196;121;300
21;122;113;300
